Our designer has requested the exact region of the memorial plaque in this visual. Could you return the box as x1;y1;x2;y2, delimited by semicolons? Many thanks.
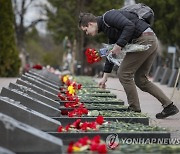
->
16;79;58;100
0;113;63;153
25;72;59;90
30;69;61;84
9;83;59;108
28;70;61;86
0;88;60;117
0;96;60;131
21;75;59;94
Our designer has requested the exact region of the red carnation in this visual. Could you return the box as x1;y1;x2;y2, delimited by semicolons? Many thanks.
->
80;122;88;131
78;136;89;146
57;125;63;132
68;111;75;117
75;97;80;103
90;143;98;151
32;64;43;70
88;121;97;130
82;108;88;114
96;115;104;125
92;135;101;144
64;103;69;107
67;142;74;153
61;110;68;115
65;124;71;131
72;119;81;129
77;84;82;90
67;96;74;101
66;79;71;86
58;93;66;100
98;144;107;153
72;82;77;88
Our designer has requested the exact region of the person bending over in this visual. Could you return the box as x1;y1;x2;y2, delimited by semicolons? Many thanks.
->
78;9;179;119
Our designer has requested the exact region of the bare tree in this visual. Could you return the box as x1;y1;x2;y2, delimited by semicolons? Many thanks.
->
13;0;47;51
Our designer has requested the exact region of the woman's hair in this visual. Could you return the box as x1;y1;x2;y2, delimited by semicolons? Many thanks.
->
78;12;97;27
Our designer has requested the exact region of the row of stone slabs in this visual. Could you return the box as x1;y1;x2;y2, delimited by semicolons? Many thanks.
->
0;70;64;153
0;69;170;153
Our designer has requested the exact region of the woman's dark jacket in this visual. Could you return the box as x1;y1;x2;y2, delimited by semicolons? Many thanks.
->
97;9;150;73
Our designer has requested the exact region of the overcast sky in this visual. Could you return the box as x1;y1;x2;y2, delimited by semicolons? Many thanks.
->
13;0;51;34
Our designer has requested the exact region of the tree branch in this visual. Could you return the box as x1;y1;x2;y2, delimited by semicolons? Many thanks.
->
24;0;35;12
25;18;47;30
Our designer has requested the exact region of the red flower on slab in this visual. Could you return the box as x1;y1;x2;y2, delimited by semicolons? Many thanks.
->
58;93;66;100
90;143;98;151
96;115;104;125
57;116;105;133
80;122;88;131
67;142;74;153
66;79;71;86
77;136;89;146
67;136;107;153
67;106;88;117
60;110;68;115
72;82;77;88
32;64;43;70
57;126;63;132
87;121;97;130
92;135;101;144
77;84;82;90
98;144;107;153
66;95;74;101
68;112;74;117
72;119;81;129
65;124;71;131
64;102;80;108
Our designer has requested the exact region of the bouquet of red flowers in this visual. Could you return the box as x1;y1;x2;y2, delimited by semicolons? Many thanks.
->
85;48;102;64
85;43;151;66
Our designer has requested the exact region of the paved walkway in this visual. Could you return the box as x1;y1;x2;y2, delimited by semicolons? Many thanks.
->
0;78;17;91
1;77;180;139
95;77;180;139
